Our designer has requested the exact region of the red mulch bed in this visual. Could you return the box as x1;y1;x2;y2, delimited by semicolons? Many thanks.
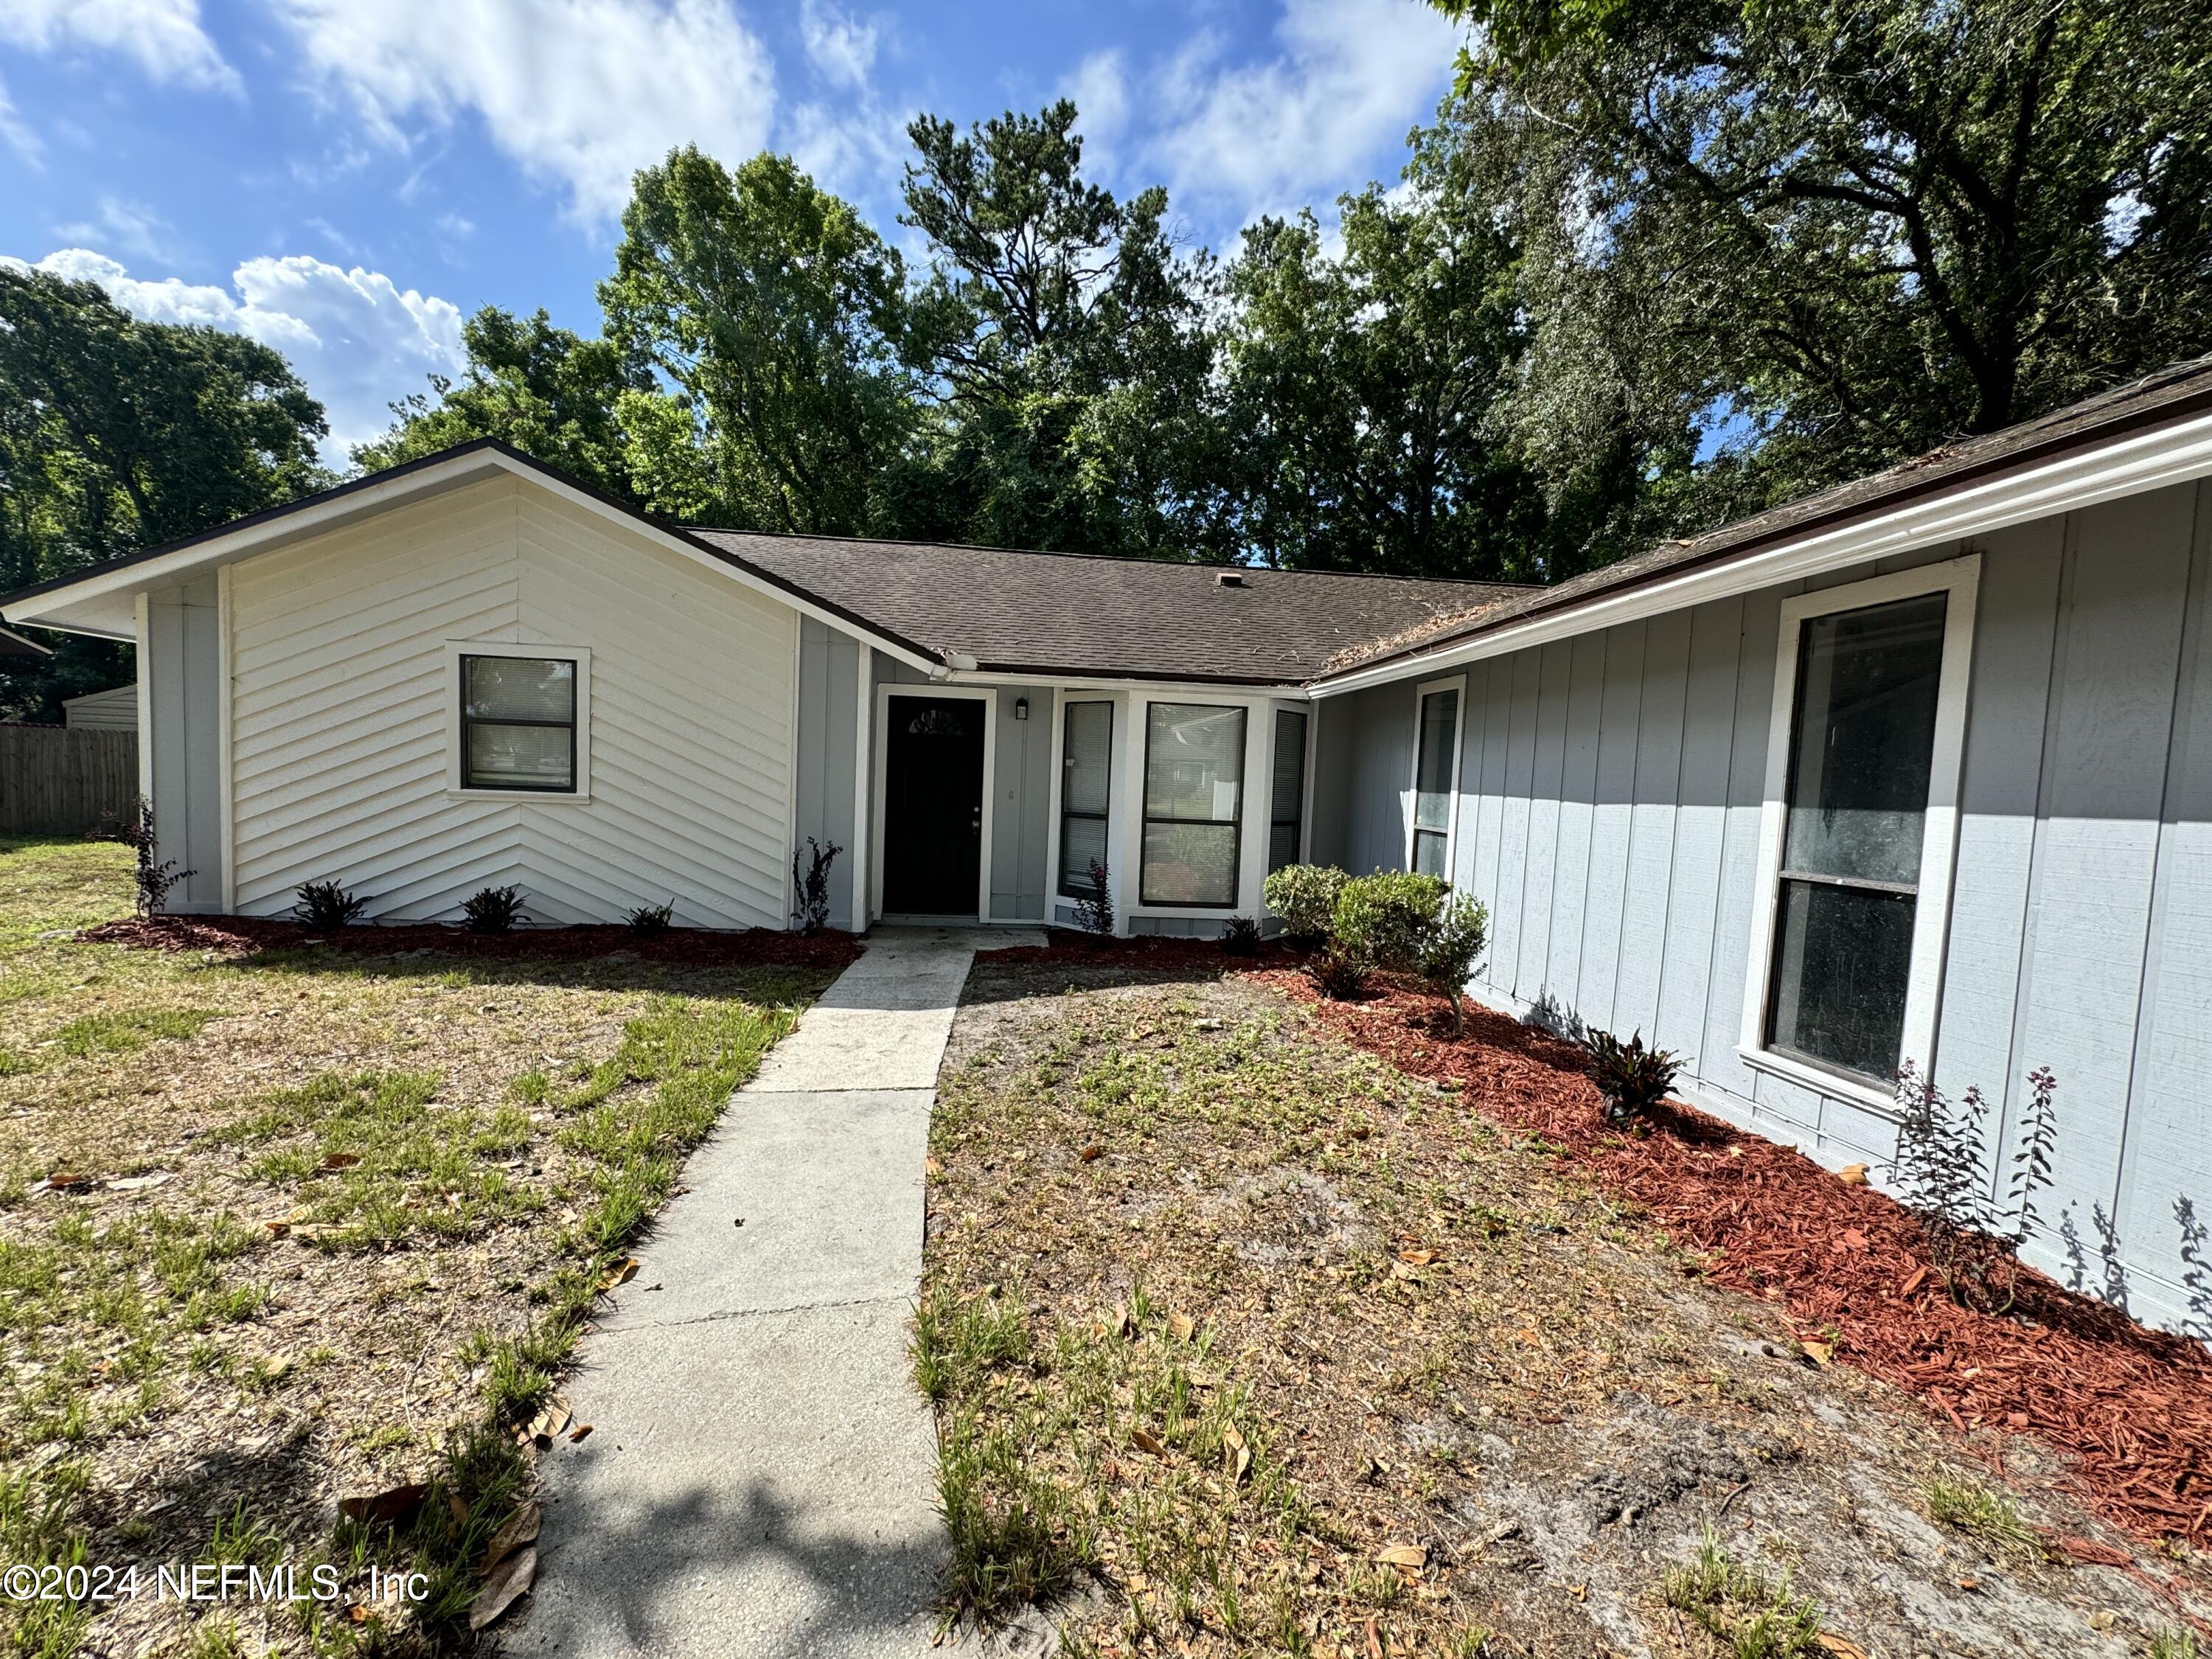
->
1256;970;2212;1561
79;914;864;971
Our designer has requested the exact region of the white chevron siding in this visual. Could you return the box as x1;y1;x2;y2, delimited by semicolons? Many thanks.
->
229;476;798;927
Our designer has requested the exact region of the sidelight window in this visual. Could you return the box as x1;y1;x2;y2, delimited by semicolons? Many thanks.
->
1058;700;1113;900
1408;678;1464;879
1268;709;1309;874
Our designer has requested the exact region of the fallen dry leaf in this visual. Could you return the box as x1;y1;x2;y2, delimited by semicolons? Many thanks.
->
1801;1340;1834;1367
1222;1424;1251;1483
597;1257;640;1293
1814;1635;1871;1659
470;1544;536;1631
1835;1161;1870;1186
479;1502;541;1579
319;1152;361;1172
568;1422;594;1443
1397;1248;1440;1266
1167;1312;1195;1342
1375;1543;1427;1571
44;1171;97;1192
1079;1144;1104;1162
106;1172;173;1192
1129;1426;1168;1458
338;1483;430;1530
528;1397;574;1447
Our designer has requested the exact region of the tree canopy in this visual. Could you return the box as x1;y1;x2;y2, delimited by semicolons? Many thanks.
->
0;268;330;720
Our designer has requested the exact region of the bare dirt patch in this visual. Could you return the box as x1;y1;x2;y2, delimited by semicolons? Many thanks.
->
921;959;2211;1658
0;838;833;1657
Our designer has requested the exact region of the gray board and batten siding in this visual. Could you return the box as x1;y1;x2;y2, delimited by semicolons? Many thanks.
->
1311;479;2212;1335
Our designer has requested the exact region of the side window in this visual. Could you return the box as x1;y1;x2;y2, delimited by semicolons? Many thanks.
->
1057;700;1113;899
1410;680;1463;878
459;654;579;793
1269;708;1308;873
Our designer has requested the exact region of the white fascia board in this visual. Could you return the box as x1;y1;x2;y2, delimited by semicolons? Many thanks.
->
1310;406;2212;697
944;668;1312;696
0;449;945;675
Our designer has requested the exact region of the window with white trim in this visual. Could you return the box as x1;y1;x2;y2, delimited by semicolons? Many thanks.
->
1409;679;1464;879
459;654;580;793
1267;708;1308;874
1743;557;1978;1094
1140;702;1245;906
1058;700;1113;900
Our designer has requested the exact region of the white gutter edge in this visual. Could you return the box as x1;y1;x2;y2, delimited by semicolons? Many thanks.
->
1310;406;2212;697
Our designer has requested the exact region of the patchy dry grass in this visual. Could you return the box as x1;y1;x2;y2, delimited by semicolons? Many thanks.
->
923;961;2211;1659
0;837;830;1656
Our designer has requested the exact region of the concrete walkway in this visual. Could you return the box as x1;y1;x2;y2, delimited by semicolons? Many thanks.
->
507;926;1037;1658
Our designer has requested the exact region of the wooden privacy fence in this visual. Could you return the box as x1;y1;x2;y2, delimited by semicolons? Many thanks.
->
0;725;137;836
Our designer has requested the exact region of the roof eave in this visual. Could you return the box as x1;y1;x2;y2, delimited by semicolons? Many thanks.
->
1312;392;2212;696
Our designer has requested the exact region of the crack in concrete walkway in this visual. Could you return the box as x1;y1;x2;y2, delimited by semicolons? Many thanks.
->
504;926;1039;1658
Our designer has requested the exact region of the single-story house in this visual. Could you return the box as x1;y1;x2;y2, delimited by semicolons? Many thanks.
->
6;357;2210;1336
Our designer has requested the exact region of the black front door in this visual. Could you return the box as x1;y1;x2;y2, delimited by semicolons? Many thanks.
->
883;695;985;916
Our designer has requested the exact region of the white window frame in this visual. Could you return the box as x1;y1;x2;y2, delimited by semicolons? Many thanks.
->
1405;674;1467;882
444;640;592;801
1048;693;1116;905
1737;554;1980;1110
870;682;998;922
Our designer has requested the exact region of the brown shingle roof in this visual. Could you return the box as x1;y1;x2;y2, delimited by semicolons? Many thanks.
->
688;529;1526;684
1324;352;2212;677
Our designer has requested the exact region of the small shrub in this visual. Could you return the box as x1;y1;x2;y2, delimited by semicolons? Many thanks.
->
791;838;842;934
1262;863;1346;948
460;886;526;933
1583;1027;1680;1127
1421;891;1489;1032
1893;1061;2059;1314
121;798;193;916
624;900;675;936
1308;941;1373;1001
1332;870;1447;973
292;880;369;931
1219;917;1261;957
1072;858;1115;937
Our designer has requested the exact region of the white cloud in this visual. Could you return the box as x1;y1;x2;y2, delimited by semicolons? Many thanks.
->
799;0;876;91
0;0;239;94
0;73;38;166
1141;0;1458;226
270;0;776;224
1061;51;1130;174
12;249;464;458
52;196;177;263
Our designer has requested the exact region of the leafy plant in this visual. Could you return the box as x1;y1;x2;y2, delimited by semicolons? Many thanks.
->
1262;863;1347;949
1421;891;1489;1032
791;838;842;934
1219;917;1261;957
1308;941;1373;1001
292;880;369;931
121;799;192;917
460;886;527;934
1582;1027;1680;1127
1332;870;1447;973
1072;858;1115;937
1893;1062;2059;1314
624;900;675;936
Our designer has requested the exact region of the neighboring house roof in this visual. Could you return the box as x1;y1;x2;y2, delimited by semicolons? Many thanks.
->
1324;352;2212;681
696;529;1522;684
0;624;51;658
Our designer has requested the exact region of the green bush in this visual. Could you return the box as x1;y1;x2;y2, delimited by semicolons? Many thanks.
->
1332;871;1447;972
1421;891;1489;1031
1262;863;1346;947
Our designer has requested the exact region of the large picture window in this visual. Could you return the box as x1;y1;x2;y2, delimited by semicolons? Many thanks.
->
1268;709;1308;874
1742;557;1978;1100
1141;702;1246;906
1058;700;1113;899
1409;678;1464;879
460;654;579;793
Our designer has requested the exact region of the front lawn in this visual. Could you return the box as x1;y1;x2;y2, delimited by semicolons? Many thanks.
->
0;838;835;1658
921;959;2212;1659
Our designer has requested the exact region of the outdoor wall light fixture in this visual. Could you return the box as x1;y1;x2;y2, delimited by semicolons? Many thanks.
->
1015;697;1029;720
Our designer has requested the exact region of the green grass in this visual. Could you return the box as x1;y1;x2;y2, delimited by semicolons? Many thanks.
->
1661;1528;1826;1658
2150;1630;2202;1659
1924;1476;2048;1559
54;1005;219;1057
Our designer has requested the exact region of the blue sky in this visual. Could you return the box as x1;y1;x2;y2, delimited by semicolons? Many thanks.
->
1;0;1462;460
